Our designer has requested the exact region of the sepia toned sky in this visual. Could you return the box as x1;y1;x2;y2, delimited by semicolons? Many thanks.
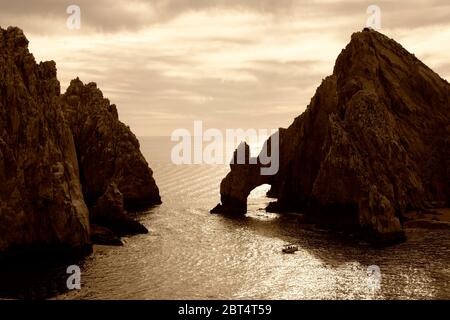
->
1;0;449;136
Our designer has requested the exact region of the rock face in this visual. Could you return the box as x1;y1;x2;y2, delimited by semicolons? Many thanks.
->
212;29;450;245
91;182;149;236
60;78;161;241
0;27;90;255
61;79;161;212
0;27;161;257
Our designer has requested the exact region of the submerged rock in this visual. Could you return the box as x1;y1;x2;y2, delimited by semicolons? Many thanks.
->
212;29;450;245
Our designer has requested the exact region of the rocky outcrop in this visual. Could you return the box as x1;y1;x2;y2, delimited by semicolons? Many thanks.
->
0;27;90;255
90;224;123;246
61;79;161;212
211;142;270;214
91;182;149;237
60;78;161;243
0;27;161;257
212;29;450;245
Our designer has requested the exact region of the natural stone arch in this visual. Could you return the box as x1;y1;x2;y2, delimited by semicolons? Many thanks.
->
211;143;272;214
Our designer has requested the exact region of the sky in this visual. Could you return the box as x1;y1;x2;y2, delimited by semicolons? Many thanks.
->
1;0;449;136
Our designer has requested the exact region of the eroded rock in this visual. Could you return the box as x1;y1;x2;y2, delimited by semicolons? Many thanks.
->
0;27;160;256
0;27;90;255
92;182;149;237
61;78;161;212
212;29;450;245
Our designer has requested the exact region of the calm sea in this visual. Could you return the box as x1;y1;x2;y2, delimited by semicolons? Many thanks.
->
1;137;449;299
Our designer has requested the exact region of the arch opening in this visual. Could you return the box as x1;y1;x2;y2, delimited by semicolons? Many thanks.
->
246;184;276;216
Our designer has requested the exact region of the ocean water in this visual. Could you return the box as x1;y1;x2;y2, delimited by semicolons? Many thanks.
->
1;137;449;299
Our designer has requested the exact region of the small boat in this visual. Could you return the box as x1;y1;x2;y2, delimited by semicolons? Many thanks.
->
282;244;298;254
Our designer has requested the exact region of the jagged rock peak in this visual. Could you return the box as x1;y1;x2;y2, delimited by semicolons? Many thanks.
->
1;26;29;49
212;29;450;245
0;26;90;255
0;26;162;257
61;78;162;212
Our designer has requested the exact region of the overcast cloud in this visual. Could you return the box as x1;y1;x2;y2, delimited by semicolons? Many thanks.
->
1;0;449;135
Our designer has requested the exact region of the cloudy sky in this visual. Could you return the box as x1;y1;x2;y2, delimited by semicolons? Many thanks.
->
1;0;449;136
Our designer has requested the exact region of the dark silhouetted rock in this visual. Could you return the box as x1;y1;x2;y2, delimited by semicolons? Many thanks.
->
60;78;159;241
61;78;161;212
91;182;149;237
211;142;267;214
0;27;160;257
0;27;90;255
90;224;123;246
212;29;450;245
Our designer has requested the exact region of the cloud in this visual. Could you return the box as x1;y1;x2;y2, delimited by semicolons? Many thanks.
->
1;0;449;135
2;0;450;34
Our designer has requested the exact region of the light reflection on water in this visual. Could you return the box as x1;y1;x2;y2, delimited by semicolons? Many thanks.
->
55;137;449;300
0;137;442;300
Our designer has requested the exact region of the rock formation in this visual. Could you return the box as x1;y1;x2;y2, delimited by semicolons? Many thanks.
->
0;27;161;258
0;27;90;256
61;78;161;212
212;29;450;245
60;78;161;238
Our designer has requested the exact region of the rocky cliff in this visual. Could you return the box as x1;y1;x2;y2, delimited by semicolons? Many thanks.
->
61;78;161;237
0;27;90;255
0;27;161;257
212;29;450;245
61;78;161;212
